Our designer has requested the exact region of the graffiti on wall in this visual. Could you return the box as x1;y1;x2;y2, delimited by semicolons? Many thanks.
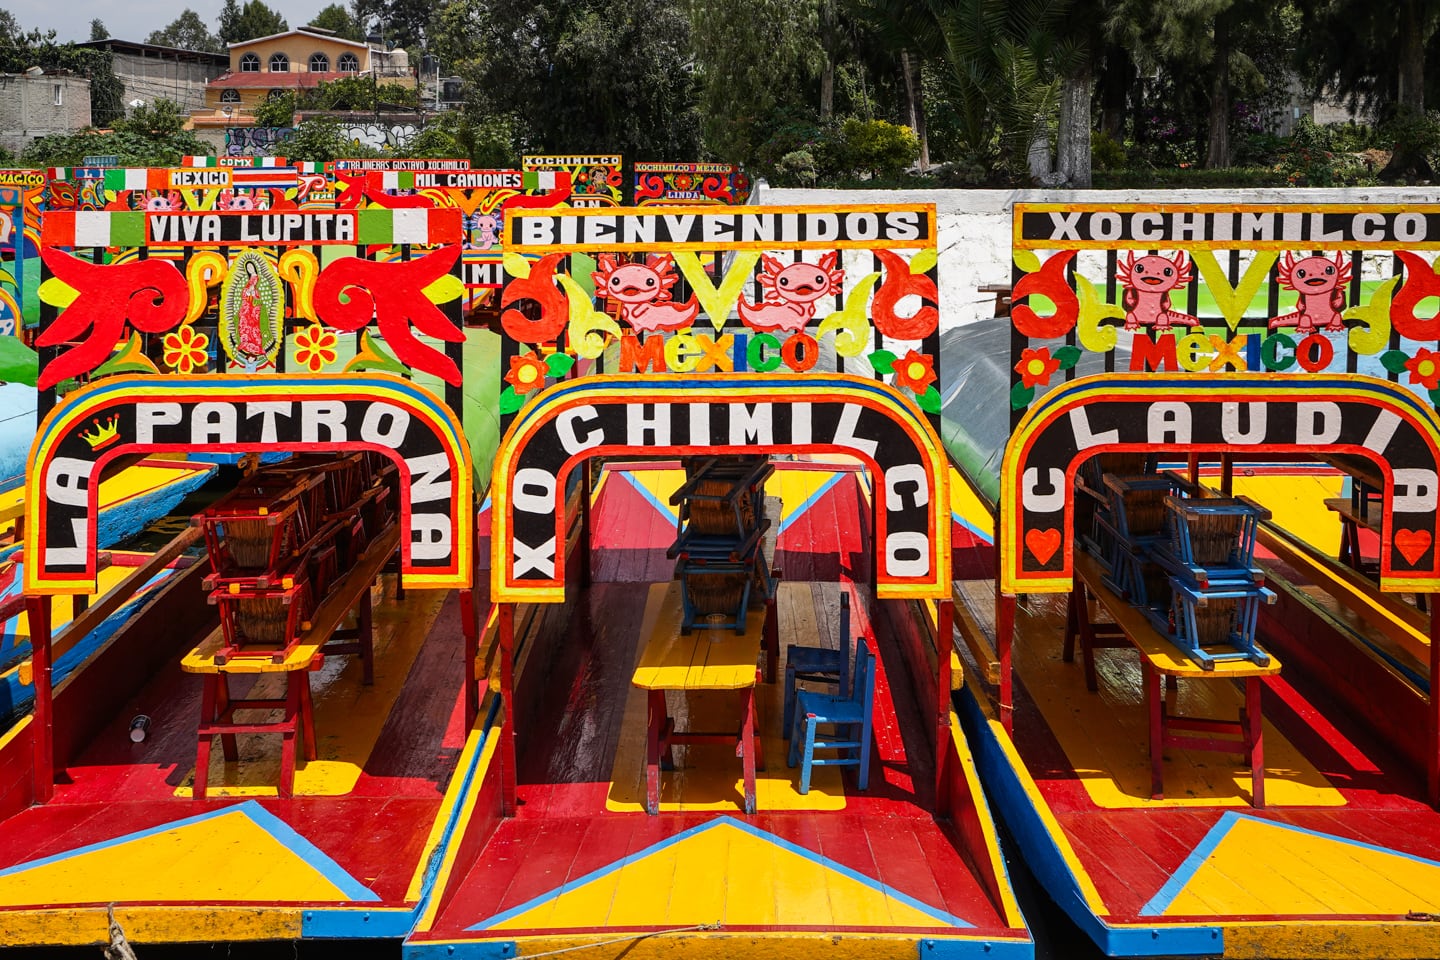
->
226;127;294;157
340;122;419;151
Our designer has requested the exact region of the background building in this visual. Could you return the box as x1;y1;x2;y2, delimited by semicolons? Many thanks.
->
74;39;227;119
0;70;90;155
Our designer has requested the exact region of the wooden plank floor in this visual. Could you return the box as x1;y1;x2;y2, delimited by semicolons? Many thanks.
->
0;578;468;909
422;578;1014;942
979;563;1440;926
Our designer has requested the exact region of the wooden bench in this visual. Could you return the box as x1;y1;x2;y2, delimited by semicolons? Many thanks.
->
1069;551;1281;806
181;525;397;798
631;581;767;814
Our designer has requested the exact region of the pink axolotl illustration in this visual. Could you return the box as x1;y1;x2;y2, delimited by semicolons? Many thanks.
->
1269;251;1350;334
474;211;501;251
738;252;844;334
215;189;254;211
144;191;183;211
591;253;700;333
1117;251;1200;332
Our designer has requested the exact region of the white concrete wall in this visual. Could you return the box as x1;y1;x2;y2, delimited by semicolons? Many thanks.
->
757;185;1440;332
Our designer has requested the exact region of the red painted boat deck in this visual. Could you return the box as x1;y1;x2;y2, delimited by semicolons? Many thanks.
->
0;579;470;941
959;536;1440;956
413;579;1021;952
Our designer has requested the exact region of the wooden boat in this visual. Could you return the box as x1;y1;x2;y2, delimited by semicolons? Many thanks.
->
0;187;1035;958
939;201;1440;959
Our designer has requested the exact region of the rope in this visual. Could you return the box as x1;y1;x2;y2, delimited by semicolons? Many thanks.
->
102;905;137;960
513;922;723;958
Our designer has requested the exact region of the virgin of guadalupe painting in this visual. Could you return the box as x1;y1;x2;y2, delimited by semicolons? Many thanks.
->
219;251;283;371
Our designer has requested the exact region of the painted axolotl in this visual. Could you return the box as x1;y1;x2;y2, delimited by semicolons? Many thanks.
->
1116;251;1200;332
215;189;255;210
738;252;844;334
591;253;700;333
1268;251;1350;334
143;191;183;211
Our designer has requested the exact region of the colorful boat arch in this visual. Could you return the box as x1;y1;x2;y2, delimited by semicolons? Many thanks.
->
491;374;951;602
1000;373;1440;595
24;372;473;594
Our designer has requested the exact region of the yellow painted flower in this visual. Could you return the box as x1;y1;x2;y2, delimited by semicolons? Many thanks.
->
162;324;209;374
294;322;339;373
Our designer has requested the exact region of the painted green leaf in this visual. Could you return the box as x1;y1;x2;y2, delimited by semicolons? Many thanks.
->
1054;346;1082;369
1010;381;1035;411
1381;350;1411;375
918;386;942;414
344;330;408;376
92;331;158;379
1430;388;1440;408
498;385;526;414
546;352;575;377
869;349;897;374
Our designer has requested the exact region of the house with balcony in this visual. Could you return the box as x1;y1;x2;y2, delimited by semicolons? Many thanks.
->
193;26;415;132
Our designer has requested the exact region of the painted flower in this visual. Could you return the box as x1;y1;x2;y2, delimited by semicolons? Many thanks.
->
892;350;937;394
1015;347;1061;389
1407;348;1440;390
293;322;339;373
673;173;694;191
162;324;209;374
505;353;549;394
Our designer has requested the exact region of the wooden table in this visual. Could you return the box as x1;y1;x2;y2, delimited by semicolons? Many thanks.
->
181;525;397;798
631;581;767;814
1069;552;1282;806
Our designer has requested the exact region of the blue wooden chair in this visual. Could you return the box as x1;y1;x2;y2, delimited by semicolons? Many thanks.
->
787;638;876;795
783;592;851;736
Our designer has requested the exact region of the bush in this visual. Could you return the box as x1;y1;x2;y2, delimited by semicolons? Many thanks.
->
773;149;818;187
1272;116;1379;186
836;117;919;178
1091;130;1127;170
253;91;296;128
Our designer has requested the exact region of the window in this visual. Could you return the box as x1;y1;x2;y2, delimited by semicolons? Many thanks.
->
239;53;260;72
338;52;359;72
52;84;61;106
309;52;329;72
266;88;286;100
220;89;241;104
269;52;289;72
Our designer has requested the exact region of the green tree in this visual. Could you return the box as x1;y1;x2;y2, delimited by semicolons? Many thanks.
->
89;18;107;41
0;8;22;45
1296;0;1440;180
217;0;242;44
307;3;365;41
220;0;288;45
281;116;384;161
432;0;701;158
400;110;519;166
689;0;823;163
1107;0;1280;169
147;9;221;53
354;0;434;52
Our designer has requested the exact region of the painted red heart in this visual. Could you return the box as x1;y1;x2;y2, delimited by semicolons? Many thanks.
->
1025;528;1062;565
1393;528;1433;566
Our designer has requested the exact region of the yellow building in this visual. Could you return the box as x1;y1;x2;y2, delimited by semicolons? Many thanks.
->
193;27;415;130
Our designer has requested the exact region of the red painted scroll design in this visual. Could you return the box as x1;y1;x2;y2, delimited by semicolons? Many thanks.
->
37;249;188;390
313;246;465;385
872;248;939;339
1012;249;1079;339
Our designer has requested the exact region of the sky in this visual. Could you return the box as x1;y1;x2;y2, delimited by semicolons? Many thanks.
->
7;0;338;44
